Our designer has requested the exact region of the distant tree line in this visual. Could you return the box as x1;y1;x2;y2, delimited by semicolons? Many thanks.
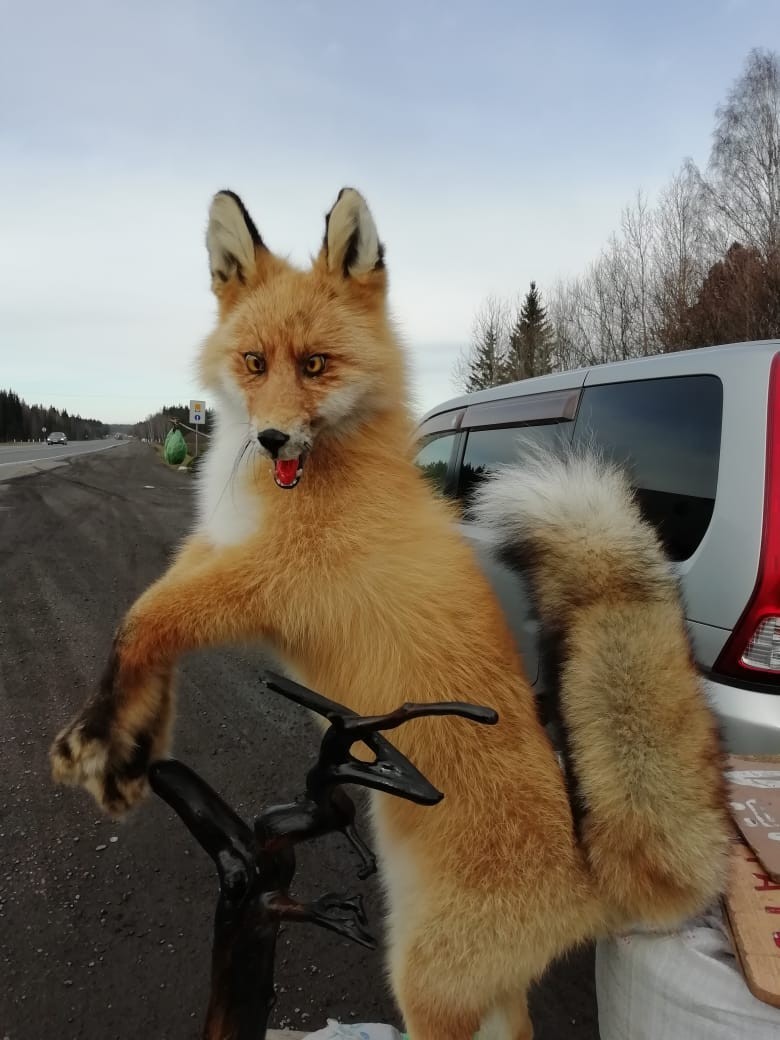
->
457;48;780;391
0;389;109;442
131;403;216;442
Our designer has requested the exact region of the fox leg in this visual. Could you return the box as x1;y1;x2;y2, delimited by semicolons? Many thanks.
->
390;903;534;1040
399;989;532;1040
399;993;481;1040
481;997;533;1040
50;534;272;815
393;939;485;1040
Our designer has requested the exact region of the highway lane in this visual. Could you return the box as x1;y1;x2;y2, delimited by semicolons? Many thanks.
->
0;442;599;1040
0;439;123;481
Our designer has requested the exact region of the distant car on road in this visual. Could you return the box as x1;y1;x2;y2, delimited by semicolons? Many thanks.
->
46;432;67;445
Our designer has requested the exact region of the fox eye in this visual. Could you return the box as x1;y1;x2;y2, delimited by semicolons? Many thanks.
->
244;353;265;374
303;354;327;377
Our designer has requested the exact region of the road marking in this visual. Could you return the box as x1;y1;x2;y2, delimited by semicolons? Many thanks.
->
0;443;121;468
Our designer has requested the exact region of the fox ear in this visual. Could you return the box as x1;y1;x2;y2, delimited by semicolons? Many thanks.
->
206;190;266;294
322;188;385;280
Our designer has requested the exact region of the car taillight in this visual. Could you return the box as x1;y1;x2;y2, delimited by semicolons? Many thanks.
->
740;617;780;670
715;352;780;684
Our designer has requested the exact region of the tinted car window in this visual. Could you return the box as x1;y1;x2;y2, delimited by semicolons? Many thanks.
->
414;433;456;494
459;422;573;506
573;375;723;561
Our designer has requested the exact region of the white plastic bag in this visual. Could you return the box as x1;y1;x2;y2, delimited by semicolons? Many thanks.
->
304;1023;405;1040
596;906;780;1039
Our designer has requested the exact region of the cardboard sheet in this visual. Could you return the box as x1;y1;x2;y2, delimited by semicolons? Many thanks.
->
726;757;780;881
724;756;780;1007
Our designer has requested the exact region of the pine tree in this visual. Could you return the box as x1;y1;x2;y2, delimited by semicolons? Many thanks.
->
453;297;509;393
466;320;504;392
504;282;553;381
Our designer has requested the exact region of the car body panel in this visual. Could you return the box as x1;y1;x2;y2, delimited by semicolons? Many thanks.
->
418;341;780;754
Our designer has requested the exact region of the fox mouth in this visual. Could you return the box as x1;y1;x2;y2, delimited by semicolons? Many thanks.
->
273;455;306;489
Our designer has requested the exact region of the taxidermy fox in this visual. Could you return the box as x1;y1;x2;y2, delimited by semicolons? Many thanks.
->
51;186;730;1039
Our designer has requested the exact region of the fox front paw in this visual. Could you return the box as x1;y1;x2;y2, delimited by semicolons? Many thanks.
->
51;627;175;816
50;712;156;816
50;664;173;818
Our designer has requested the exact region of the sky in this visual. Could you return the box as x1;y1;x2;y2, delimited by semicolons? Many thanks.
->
1;0;779;424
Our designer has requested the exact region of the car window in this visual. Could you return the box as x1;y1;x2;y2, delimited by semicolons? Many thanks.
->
572;375;723;561
459;422;573;508
414;433;457;494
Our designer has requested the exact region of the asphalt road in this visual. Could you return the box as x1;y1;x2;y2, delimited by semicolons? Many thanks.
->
0;439;122;482
0;442;600;1039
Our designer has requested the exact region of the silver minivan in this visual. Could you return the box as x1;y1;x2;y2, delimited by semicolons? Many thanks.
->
416;339;780;754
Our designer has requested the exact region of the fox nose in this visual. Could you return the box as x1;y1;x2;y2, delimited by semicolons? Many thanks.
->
257;428;290;458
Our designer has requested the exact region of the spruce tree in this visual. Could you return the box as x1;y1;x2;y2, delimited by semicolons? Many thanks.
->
465;309;506;391
504;282;553;381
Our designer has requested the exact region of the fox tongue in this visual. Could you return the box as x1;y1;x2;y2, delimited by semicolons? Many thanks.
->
274;458;300;486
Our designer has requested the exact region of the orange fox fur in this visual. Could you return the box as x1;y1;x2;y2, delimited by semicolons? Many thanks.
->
51;187;730;1039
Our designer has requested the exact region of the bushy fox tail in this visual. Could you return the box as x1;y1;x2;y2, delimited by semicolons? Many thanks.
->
473;446;730;928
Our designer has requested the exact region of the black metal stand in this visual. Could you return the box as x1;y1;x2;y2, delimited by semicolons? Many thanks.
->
148;671;497;1040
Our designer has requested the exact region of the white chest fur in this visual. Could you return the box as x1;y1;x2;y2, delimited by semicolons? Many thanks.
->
196;416;262;547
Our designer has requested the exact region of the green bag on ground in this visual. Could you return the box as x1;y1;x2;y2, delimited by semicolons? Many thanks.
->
164;428;187;465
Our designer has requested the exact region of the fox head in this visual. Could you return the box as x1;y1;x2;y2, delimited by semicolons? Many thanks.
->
199;187;407;488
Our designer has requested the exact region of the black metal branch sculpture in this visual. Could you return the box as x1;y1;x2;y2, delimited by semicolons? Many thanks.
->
148;671;498;1040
